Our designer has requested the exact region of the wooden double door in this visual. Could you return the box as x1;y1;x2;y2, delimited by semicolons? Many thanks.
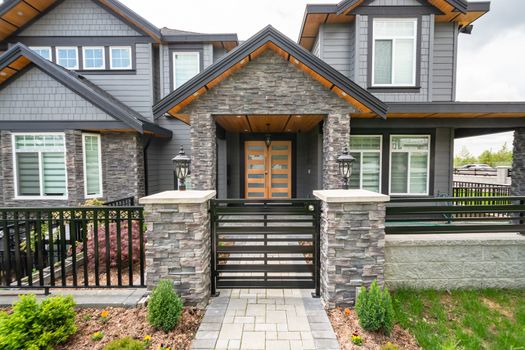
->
245;140;292;199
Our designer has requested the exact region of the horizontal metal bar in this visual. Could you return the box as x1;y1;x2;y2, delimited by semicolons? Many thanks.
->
386;224;525;234
216;281;314;289
389;196;525;203
220;238;314;242
218;257;312;261
387;205;525;215
217;264;314;273
216;226;315;234
218;218;314;223
217;246;313;254
386;216;515;223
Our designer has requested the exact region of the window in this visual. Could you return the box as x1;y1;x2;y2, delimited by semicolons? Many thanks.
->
173;52;200;89
372;18;417;86
83;134;102;197
13;134;67;198
389;135;430;195
30;47;51;61
110;46;132;69
349;135;382;193
56;47;79;69
82;47;105;70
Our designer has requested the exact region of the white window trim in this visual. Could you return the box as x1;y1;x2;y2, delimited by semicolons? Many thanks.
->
109;46;132;70
173;51;200;90
82;46;106;70
388;134;431;196
29;46;52;61
371;18;418;87
55;46;79;70
350;135;383;192
12;132;68;200
82;134;103;199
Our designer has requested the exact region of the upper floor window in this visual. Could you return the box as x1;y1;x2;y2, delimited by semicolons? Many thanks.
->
56;47;79;69
83;47;105;70
30;47;52;61
173;52;200;89
14;133;67;199
372;18;417;87
110;46;132;70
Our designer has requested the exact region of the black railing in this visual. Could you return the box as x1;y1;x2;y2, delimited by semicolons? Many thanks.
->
453;181;511;198
104;196;135;207
0;207;145;289
453;168;497;176
210;199;321;295
386;196;525;235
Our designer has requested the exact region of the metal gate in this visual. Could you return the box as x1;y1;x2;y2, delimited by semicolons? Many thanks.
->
210;199;320;295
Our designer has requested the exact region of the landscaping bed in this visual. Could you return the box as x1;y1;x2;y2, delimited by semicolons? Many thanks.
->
56;306;203;350
328;308;419;350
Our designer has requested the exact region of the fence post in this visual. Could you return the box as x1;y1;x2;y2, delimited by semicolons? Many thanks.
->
139;190;216;308
313;189;390;307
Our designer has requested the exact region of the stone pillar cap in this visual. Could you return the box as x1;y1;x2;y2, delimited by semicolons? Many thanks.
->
139;190;216;204
313;189;390;203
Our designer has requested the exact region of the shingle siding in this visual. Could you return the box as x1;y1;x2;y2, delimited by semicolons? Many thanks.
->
0;67;114;121
432;22;456;101
18;0;141;37
368;0;423;5
87;43;155;119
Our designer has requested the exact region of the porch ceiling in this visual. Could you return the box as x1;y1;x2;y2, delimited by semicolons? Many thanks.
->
215;114;324;133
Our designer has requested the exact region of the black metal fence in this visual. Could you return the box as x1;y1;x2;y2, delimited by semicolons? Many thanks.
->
453;181;511;198
104;196;135;207
453;168;497;176
0;206;145;290
210;199;321;295
386;196;525;235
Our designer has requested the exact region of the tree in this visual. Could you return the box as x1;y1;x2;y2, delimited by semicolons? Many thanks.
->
454;146;477;166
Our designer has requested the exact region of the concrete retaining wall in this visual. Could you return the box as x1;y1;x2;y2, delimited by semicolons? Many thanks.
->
385;233;525;289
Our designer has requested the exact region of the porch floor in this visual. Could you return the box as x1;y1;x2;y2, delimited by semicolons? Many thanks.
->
192;289;339;350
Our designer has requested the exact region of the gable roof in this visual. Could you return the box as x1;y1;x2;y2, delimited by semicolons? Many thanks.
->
299;0;490;50
153;25;388;122
0;43;171;137
0;0;162;43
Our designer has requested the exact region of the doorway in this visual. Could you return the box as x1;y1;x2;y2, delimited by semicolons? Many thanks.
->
244;140;292;199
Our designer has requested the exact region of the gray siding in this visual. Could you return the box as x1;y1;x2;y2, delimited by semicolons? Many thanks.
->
432;22;457;102
18;0;141;37
0;67;114;121
146;117;191;194
297;126;322;198
312;35;320;58
319;23;354;79
434;128;454;195
368;0;422;5
87;43;155;119
213;47;228;62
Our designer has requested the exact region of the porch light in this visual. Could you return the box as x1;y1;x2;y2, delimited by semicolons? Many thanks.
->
337;147;355;190
173;145;191;191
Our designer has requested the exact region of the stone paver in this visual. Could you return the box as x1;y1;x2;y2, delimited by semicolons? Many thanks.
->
192;289;339;350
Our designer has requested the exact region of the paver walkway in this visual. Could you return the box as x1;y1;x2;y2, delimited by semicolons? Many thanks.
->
192;289;340;350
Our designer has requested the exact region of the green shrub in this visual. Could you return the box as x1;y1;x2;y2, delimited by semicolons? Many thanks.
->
0;294;77;350
103;337;145;350
355;280;394;335
147;280;183;332
380;342;400;350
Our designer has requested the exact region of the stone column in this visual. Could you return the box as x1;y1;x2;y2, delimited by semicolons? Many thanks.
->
190;113;216;191
139;190;216;308
323;112;351;189
512;128;525;195
313;189;390;307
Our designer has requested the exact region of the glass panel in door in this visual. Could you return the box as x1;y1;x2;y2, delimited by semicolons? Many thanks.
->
245;141;267;199
269;141;291;199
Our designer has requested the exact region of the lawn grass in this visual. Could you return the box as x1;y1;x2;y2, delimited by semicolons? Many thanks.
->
392;289;525;350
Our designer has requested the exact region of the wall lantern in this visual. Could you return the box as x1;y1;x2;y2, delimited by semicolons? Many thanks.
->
172;145;191;191
337;147;355;190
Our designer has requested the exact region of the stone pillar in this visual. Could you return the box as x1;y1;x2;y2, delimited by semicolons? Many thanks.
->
190;113;216;191
323;112;351;189
139;190;216;308
512;128;525;195
313;189;390;307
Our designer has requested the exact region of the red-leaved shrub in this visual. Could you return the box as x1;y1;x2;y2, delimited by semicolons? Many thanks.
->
81;221;145;272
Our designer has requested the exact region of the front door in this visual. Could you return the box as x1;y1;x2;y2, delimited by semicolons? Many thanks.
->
245;140;292;199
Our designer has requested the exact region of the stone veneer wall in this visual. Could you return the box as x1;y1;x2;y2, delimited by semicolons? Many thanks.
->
0;130;144;207
512;128;525;195
141;193;213;308
318;198;387;307
179;50;356;191
385;234;525;289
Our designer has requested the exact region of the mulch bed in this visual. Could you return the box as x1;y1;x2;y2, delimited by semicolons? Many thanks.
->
328;308;420;350
56;307;203;350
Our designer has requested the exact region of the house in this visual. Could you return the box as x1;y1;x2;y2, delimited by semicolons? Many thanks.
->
0;0;525;207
